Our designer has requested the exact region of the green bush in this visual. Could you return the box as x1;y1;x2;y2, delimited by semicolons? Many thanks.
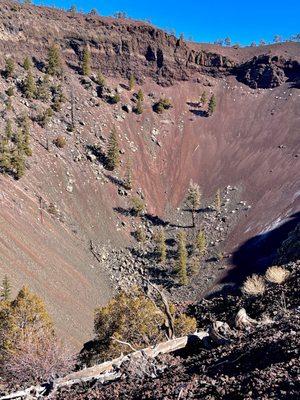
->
153;98;172;114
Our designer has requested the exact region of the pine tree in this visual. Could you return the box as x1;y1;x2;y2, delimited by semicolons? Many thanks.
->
10;128;27;179
1;286;54;354
131;196;146;216
135;98;143;114
22;116;32;157
69;5;77;14
215;189;221;212
196;229;206;256
208;94;216;116
96;70;106;87
154;228;167;264
123;159;133;190
47;44;62;76
24;70;36;99
190;255;199;276
52;85;66;112
129;74;135;91
11;149;25;180
135;226;147;244
6;87;14;97
200;91;207;105
224;37;231;46
185;180;201;228
0;276;11;301
37;75;50;102
0;139;11;172
82;45;91;76
137;89;144;102
5;120;13;140
106;127;120;170
5;98;12;111
4;58;14;78
23;56;32;71
176;231;188;285
110;92;120;104
38;107;53;128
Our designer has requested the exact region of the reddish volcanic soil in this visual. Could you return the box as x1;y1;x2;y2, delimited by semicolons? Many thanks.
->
0;0;299;347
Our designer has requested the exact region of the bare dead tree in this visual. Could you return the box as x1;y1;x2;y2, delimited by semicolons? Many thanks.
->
2;328;75;387
145;279;175;340
70;88;75;131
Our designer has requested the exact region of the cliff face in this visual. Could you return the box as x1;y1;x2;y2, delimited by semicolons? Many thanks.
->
0;1;299;88
0;1;299;347
236;55;300;88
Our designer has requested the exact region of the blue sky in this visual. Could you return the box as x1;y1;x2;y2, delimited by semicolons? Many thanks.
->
34;0;300;46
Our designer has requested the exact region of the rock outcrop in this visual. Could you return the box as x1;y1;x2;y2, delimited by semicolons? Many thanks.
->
235;55;300;88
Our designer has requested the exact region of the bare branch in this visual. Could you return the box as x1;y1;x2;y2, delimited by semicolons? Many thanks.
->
111;336;136;352
145;279;175;340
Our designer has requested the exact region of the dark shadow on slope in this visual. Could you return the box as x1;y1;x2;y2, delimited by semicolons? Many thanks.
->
186;101;200;108
221;211;300;286
86;144;108;167
104;173;128;190
142;214;169;227
189;109;208;117
32;57;46;72
113;206;131;217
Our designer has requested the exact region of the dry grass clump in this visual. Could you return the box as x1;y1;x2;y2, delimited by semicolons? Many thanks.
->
265;266;290;284
53;135;67;148
242;274;265;296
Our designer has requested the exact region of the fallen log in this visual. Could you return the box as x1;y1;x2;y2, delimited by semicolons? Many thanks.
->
0;331;209;400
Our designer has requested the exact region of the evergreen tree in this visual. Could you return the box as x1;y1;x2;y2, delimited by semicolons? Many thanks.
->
215;189;221;212
0;286;53;355
176;231;188;285
123;159;133;190
10;286;53;332
224;37;231;46
5;120;13;140
82;45;91;76
21;116;32;157
200;91;207;105
4;58;14;78
6;87;14;97
24;70;36;99
89;8;98;16
23;56;32;71
110;92;120;104
135;226;147;244
5;98;12;111
190;255;199;276
37;75;50;102
208;94;216;116
0;276;11;301
137;89;144;102
129;74;135;91
10;128;27;179
47;44;62;76
0;139;11;172
106;127;120;170
131;196;146;216
196;229;206;256
52;85;66;112
96;70;106;87
69;5;77;14
38;107;53;128
135;98;143;114
185;180;201;228
154;228;167;264
11;149;25;180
